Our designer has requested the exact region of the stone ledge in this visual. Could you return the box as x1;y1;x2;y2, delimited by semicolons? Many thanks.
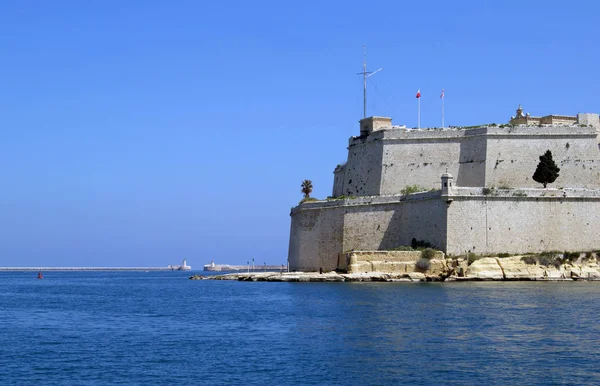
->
191;256;600;283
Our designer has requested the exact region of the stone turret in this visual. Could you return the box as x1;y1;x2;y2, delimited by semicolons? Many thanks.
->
441;172;454;197
359;116;392;136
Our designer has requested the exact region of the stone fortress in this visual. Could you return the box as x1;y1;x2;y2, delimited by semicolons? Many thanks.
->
288;106;600;272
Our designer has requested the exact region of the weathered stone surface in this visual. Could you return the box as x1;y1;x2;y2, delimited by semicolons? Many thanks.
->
407;272;426;281
498;256;544;280
346;251;448;278
465;258;504;280
570;260;600;280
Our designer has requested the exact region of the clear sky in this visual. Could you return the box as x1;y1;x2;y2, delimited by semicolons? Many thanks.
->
1;1;598;267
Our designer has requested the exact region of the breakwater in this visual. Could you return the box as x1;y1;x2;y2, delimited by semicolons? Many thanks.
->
0;267;188;271
203;264;285;272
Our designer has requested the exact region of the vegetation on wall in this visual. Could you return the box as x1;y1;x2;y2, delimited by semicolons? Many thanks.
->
421;248;436;260
415;258;431;271
301;179;313;199
401;185;428;196
532;150;560;188
411;238;433;249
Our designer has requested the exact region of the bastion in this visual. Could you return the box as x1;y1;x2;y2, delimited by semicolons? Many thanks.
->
289;107;600;272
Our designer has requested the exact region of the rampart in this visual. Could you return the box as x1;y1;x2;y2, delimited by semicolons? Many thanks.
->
289;187;600;271
335;125;600;197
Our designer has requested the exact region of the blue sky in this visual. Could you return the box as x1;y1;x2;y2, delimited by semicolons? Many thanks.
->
1;1;598;267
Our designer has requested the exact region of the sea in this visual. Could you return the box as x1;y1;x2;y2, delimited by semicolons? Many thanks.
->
1;271;599;385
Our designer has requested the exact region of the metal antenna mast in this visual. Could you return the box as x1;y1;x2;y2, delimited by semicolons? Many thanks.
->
358;45;383;118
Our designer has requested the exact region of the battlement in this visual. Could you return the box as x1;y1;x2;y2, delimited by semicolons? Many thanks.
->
350;124;596;146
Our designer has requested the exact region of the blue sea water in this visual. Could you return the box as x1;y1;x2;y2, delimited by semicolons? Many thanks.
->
1;271;600;385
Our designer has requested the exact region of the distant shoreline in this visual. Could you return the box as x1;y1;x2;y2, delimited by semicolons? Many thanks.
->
0;267;192;271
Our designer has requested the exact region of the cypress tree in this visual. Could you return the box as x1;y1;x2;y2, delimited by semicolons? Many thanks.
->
532;150;560;188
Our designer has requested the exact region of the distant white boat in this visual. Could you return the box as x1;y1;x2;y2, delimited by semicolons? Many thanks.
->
168;259;191;271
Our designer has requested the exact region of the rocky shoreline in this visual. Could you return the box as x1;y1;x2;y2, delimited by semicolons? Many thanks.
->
190;254;600;282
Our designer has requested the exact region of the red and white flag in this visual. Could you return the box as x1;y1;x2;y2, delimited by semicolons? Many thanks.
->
440;89;444;99
416;89;421;99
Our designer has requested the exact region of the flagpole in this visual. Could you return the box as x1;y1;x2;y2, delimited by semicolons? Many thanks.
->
418;96;421;129
442;93;444;129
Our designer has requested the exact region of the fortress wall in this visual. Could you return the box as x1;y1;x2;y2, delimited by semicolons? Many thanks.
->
376;132;488;194
578;113;600;143
288;194;448;271
341;138;383;196
288;204;344;271
446;196;600;255
339;125;600;197
379;138;462;193
342;197;447;252
332;166;345;197
456;134;488;187
484;128;600;189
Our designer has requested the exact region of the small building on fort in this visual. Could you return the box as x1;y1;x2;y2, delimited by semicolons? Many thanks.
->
509;105;600;129
288;107;600;272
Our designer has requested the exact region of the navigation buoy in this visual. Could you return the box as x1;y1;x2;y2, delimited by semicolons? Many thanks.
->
37;272;43;279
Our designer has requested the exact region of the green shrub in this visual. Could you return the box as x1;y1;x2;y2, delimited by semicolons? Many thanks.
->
538;255;561;268
565;251;580;261
299;197;318;204
411;238;433;250
521;255;537;265
421;248;436;260
391;245;414;251
415;258;431;271
497;253;511;258
467;253;479;265
401;185;428;195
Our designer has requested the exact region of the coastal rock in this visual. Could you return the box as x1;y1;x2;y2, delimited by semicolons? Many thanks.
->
407;272;426;281
465;258;504;280
570;260;600;280
498;256;544;280
189;255;600;282
345;250;449;280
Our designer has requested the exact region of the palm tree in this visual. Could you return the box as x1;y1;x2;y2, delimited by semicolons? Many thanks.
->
301;179;313;199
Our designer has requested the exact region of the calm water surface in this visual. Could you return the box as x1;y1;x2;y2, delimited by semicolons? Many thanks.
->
1;271;599;385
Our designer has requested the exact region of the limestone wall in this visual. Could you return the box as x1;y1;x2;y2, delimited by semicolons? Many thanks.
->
332;165;345;197
484;127;600;189
289;186;600;270
341;136;383;196
578;113;600;143
446;191;600;255
577;113;600;130
345;250;446;274
342;195;447;252
288;193;447;272
288;204;344;272
338;125;600;197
